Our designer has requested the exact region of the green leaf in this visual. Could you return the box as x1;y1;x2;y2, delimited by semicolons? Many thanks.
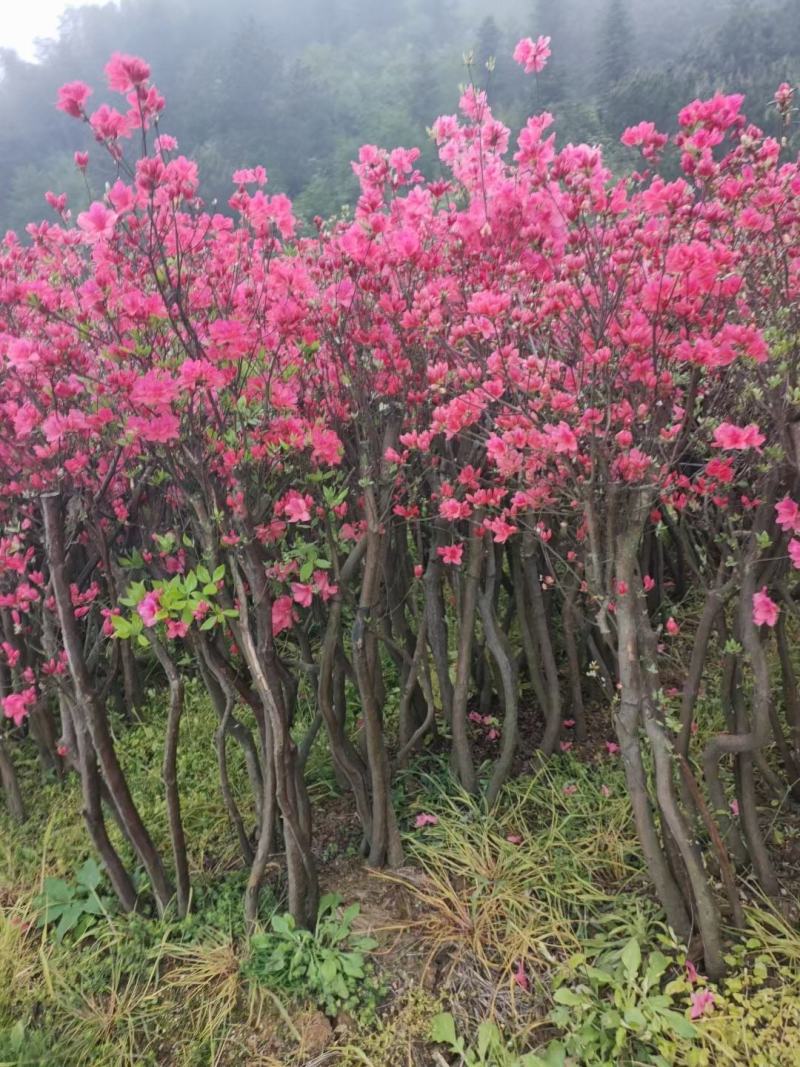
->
76;858;102;892
620;938;641;978
658;1010;697;1038
340;952;365;978
55;903;85;941
553;988;583;1007
353;935;378;952
645;951;669;984
42;878;73;905
430;1012;458;1048
299;560;314;582
318;893;342;917
319;957;340;984
213;565;225;582
110;615;132;639
271;913;293;935
623;1006;646;1028
80;894;105;917
341;903;360;928
536;1043;567;1067
476;1021;500;1059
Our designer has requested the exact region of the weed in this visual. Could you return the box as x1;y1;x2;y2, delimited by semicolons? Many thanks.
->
34;858;114;942
246;893;383;1021
549;938;696;1066
430;1011;561;1067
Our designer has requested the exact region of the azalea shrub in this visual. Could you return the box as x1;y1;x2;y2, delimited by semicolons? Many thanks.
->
1;41;800;987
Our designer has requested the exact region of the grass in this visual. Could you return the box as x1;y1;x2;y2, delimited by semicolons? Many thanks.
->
2;689;800;1065
385;753;653;1046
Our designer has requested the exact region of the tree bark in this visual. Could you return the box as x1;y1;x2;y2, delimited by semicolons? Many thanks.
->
0;737;25;823
42;492;174;913
148;635;191;918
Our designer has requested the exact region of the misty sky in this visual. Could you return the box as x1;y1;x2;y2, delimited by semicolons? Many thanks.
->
0;1;113;61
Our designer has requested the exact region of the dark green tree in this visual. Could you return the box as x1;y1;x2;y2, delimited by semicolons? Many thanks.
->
532;0;570;103
597;0;636;91
474;16;518;109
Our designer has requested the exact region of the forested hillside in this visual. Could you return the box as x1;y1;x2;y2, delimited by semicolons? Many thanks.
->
1;0;799;235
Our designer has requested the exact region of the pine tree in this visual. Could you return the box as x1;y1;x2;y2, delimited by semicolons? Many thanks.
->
474;16;515;107
475;15;502;72
597;0;636;91
533;0;570;103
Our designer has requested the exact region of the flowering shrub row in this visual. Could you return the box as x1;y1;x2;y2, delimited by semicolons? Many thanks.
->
1;45;799;976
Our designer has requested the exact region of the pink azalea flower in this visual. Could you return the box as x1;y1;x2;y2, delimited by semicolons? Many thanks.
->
484;517;517;543
560;740;573;753
775;83;795;110
685;959;698;983
512;959;530;991
137;590;162;628
166;619;188;640
439;497;471;521
643;575;656;592
437;543;464;566
729;798;740;817
154;134;178;153
291;582;314;608
621;121;668;161
513;35;551;74
232;166;267;186
666;617;680;636
2;687;36;727
76;201;117;243
789;540;800;569
563;783;578;796
57;81;92;118
712;422;765;451
311;571;338;603
605;741;620;756
562;719;576;729
105;53;151;93
413;564;424;579
271;595;296;636
414;813;439;828
127;413;180;444
506;833;523;846
775;496;800;533
1;642;20;668
283;491;312;523
690;989;716;1019
752;587;779;627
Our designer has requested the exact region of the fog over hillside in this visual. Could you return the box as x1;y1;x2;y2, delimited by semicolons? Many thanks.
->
1;0;798;233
